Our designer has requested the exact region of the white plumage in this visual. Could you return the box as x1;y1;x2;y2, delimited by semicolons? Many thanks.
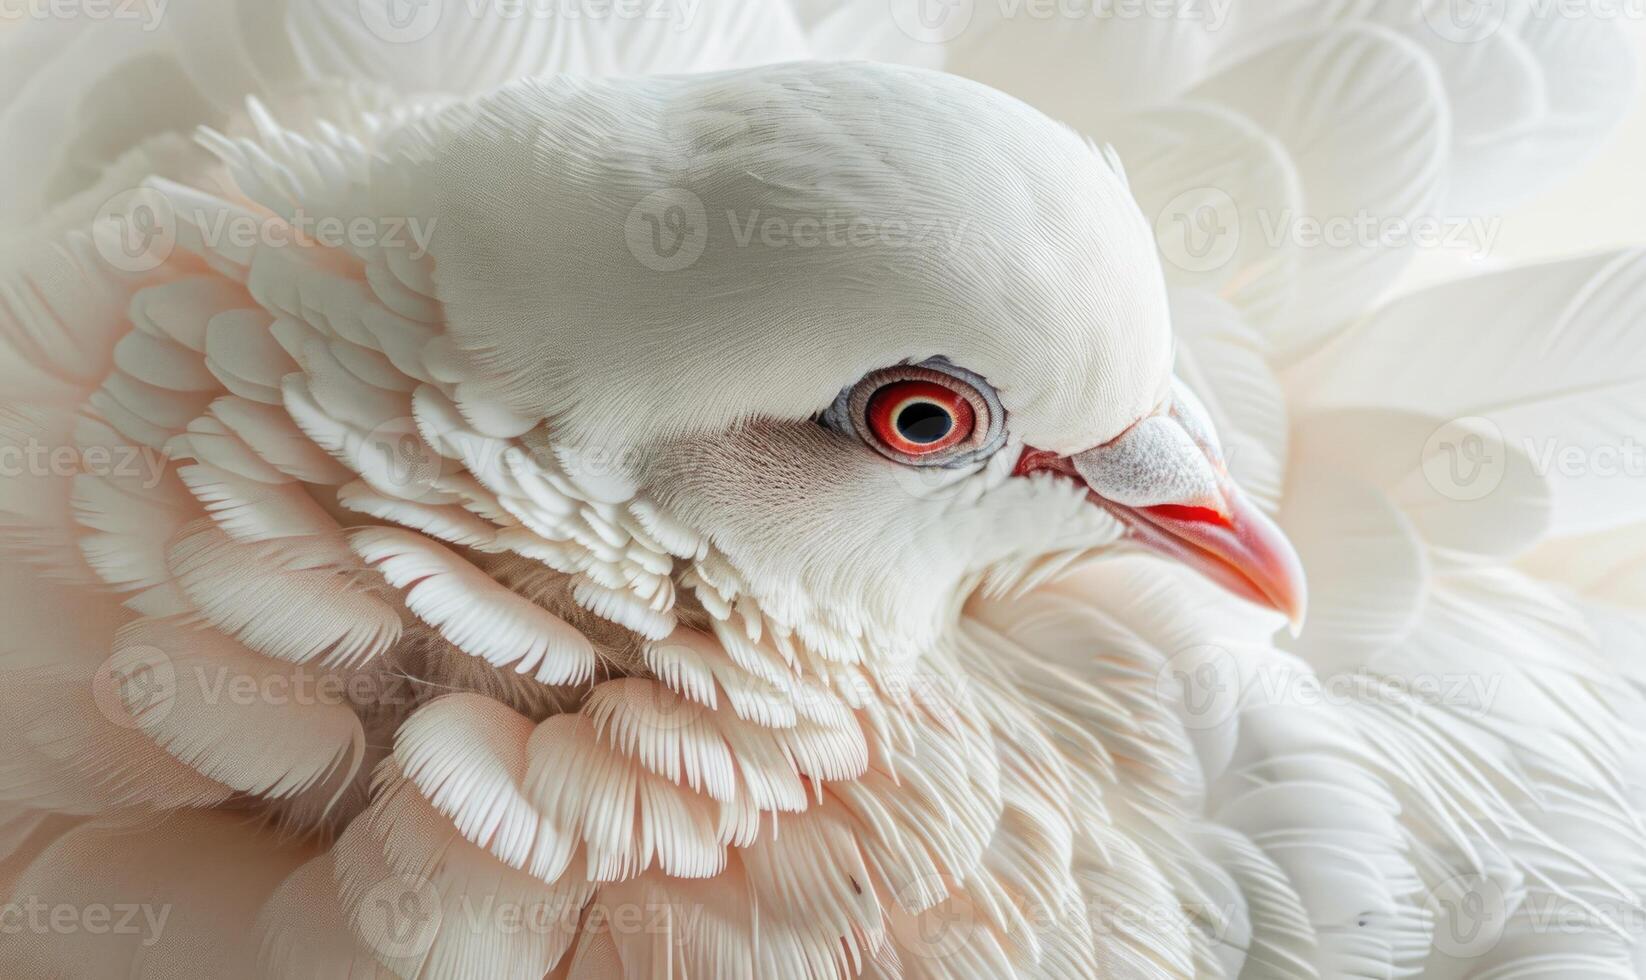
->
0;2;1643;978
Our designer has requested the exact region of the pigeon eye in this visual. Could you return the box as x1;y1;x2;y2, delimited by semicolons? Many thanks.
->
867;380;974;455
823;359;1007;467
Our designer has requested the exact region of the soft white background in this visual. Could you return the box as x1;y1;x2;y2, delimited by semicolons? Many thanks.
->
1413;19;1646;280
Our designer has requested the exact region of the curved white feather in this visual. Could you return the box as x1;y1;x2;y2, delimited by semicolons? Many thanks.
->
112;617;366;802
353;527;598;686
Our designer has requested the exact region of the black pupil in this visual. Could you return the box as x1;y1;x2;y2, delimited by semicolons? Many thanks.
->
896;402;953;444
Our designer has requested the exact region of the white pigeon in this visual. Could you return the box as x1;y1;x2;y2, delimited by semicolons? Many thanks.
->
0;3;1644;979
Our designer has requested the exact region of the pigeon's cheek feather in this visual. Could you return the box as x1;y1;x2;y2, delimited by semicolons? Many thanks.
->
641;421;1113;650
641;423;967;639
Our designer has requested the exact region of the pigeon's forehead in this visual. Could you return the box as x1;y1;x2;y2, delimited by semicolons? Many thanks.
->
420;62;1173;454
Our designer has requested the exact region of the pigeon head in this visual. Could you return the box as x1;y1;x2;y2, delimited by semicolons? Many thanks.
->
412;61;1303;660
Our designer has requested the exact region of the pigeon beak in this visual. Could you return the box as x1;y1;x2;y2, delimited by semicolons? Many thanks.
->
1015;383;1307;631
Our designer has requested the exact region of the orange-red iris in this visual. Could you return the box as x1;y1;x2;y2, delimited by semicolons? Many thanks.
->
865;380;975;456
